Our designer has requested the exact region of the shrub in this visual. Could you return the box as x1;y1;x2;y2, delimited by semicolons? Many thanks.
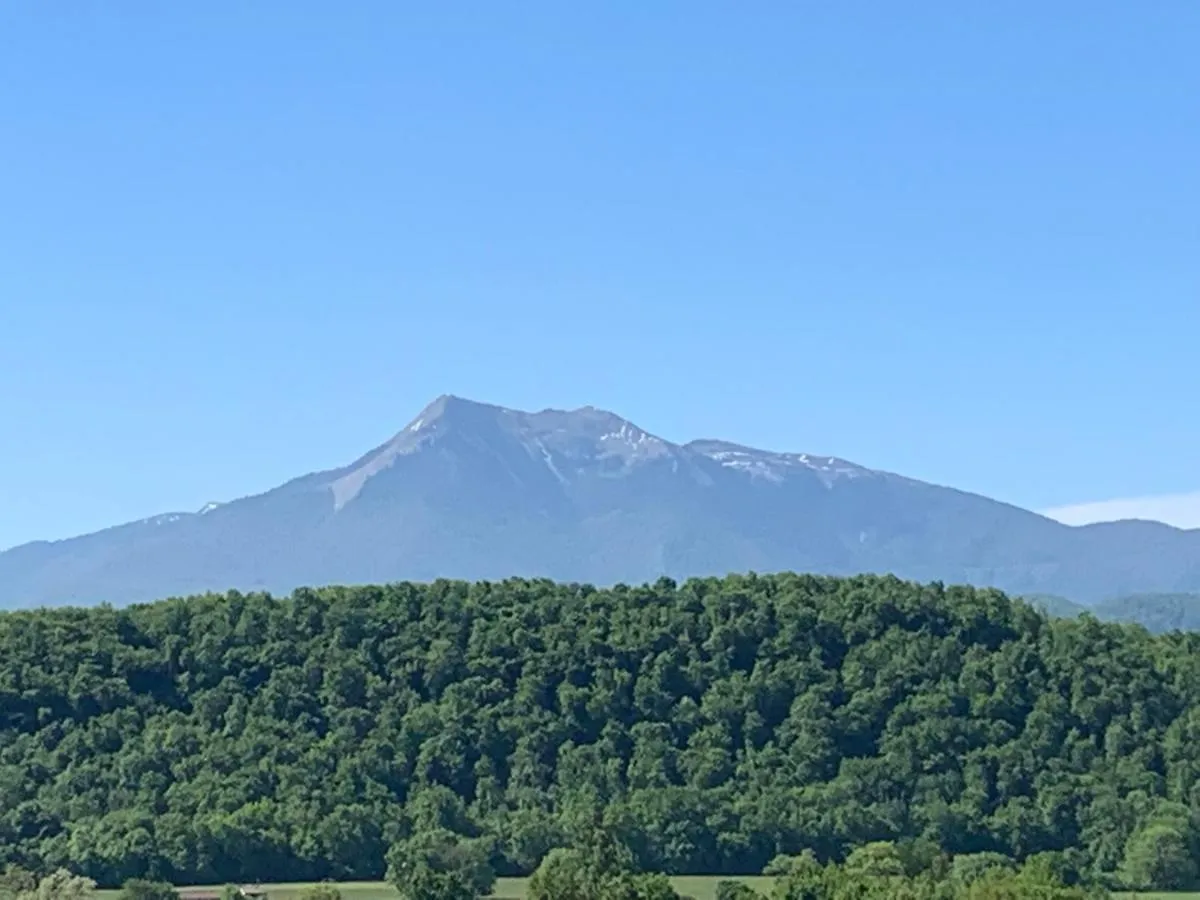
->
714;881;763;900
119;881;177;900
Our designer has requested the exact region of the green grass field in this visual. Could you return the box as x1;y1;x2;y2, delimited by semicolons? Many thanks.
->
491;876;777;899
98;880;771;900
96;881;1200;900
101;879;773;900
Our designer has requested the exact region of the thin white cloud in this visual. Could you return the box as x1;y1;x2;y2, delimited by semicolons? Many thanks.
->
1042;491;1200;530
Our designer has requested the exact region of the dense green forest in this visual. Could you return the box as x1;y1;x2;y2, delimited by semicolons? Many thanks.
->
2;574;1200;891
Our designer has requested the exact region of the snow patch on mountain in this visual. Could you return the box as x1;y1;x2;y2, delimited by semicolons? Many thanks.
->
688;440;873;486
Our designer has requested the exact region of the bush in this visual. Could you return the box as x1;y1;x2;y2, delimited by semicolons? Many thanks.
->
950;853;1017;886
386;830;495;900
714;882;763;900
527;845;689;900
527;848;590;900
119;881;177;900
24;871;97;900
0;867;37;900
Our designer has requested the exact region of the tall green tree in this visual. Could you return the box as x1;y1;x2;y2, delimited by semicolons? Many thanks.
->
1118;822;1197;891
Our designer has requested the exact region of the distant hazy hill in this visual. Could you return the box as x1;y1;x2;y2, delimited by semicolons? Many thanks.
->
1093;592;1200;633
1021;591;1200;633
1020;593;1089;619
4;394;1200;609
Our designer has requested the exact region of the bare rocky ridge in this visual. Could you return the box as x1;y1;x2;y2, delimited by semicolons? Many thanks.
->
3;394;1200;608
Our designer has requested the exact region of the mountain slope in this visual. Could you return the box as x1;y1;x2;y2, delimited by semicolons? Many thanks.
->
1093;592;1200;633
4;394;1200;608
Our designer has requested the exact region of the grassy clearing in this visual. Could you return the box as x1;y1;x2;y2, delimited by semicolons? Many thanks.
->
494;876;774;898
98;878;774;900
95;880;1200;899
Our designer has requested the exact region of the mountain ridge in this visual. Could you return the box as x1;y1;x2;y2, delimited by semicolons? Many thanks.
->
4;394;1200;609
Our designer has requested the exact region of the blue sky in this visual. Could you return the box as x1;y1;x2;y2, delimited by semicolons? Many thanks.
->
2;2;1197;550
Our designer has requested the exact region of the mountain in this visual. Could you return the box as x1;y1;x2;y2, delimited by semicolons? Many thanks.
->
4;394;1200;609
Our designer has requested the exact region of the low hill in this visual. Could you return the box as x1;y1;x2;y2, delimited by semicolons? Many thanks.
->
1023;591;1200;633
1093;591;1200;633
2;574;1200;888
4;396;1200;609
1019;593;1088;618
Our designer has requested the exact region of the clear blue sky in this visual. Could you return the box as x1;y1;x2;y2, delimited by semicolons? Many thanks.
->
2;3;1197;550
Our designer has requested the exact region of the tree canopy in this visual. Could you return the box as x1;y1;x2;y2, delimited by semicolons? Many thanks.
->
1;573;1199;890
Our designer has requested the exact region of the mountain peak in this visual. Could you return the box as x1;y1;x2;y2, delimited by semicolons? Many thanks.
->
405;394;508;433
329;397;676;511
330;395;502;510
405;396;663;448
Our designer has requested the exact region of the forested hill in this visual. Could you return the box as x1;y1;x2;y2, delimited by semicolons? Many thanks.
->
2;574;1200;890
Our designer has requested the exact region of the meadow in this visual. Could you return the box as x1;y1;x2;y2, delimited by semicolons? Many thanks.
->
96;882;778;900
102;882;774;900
94;881;1200;900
